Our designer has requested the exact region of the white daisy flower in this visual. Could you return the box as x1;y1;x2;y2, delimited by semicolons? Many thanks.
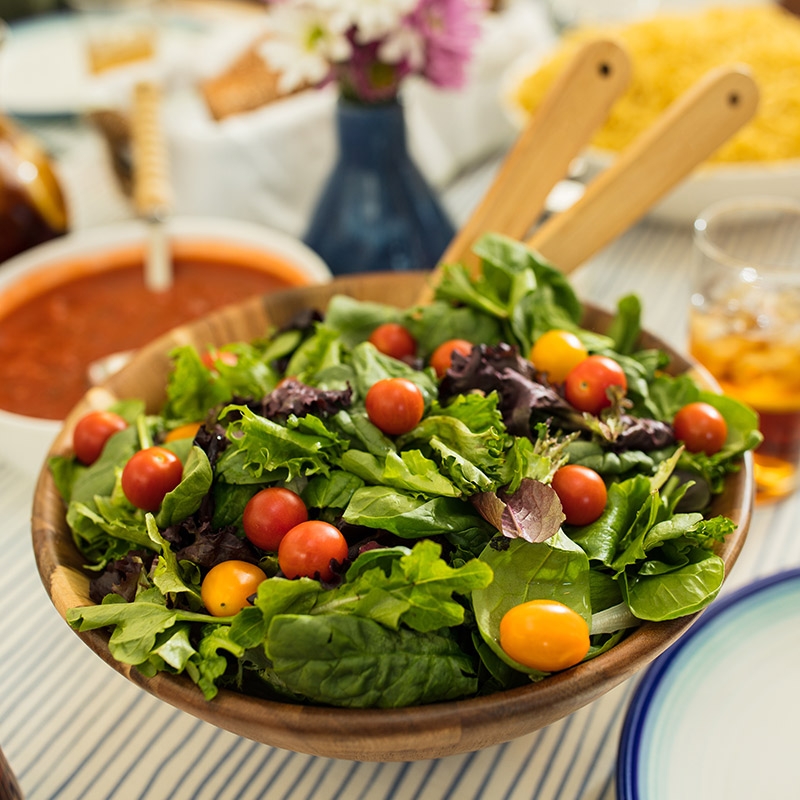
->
261;4;351;92
379;25;425;70
314;0;418;44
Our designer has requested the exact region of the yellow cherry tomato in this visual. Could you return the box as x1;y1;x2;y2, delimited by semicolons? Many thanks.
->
201;560;267;617
529;329;588;384
164;422;202;443
499;599;590;672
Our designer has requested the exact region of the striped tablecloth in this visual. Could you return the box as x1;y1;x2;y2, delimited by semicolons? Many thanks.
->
3;158;800;800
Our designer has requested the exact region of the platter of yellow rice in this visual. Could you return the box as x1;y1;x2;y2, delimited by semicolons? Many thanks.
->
504;3;800;222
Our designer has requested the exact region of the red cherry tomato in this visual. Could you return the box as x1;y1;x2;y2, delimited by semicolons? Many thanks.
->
243;487;309;551
499;599;590;672
121;446;183;511
201;560;267;617
673;401;728;456
368;322;417;360
564;355;627;415
429;339;473;378
365;377;425;436
278;520;349;582
72;409;128;466
551;464;608;526
529;329;588;384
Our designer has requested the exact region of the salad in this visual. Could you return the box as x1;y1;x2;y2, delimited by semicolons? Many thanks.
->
51;235;761;709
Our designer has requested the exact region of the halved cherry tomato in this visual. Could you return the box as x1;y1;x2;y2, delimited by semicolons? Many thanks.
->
201;560;267;617
121;446;183;511
429;339;473;378
551;464;608;526
499;599;590;672
164;421;202;443
529;329;588;384
673;401;728;456
243;486;308;551
72;409;127;466
368;322;417;360
278;520;349;582
365;377;425;436
564;355;627;415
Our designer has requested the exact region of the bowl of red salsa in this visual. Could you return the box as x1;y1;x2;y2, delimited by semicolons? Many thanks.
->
0;216;330;478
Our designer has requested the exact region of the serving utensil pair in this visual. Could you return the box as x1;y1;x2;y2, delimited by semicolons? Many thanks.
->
435;38;758;283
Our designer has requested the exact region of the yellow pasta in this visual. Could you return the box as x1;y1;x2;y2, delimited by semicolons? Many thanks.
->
514;5;800;163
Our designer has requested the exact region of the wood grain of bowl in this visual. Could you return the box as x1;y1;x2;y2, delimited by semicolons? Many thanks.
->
31;271;754;762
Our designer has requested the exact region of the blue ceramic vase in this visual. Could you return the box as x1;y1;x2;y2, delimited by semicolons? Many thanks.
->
303;97;455;276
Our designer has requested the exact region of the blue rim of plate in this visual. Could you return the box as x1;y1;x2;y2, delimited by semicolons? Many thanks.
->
616;566;800;800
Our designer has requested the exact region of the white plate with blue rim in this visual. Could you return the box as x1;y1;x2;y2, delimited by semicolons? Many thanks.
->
617;568;800;800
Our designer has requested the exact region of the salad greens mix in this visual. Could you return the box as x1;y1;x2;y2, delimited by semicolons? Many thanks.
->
52;235;761;709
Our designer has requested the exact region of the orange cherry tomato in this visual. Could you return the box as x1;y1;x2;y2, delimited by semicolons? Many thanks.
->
551;464;608;526
121;446;183;511
72;409;128;466
499;599;590;672
201;560;267;617
243;486;309;552
364;377;425;436
564;355;627;415
529;329;588;384
429;339;473;378
278;520;349;582
368;322;417;360
201;348;238;372
164;422;202;443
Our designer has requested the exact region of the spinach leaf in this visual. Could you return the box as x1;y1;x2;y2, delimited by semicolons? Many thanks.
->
472;532;591;675
264;614;478;708
342;486;493;539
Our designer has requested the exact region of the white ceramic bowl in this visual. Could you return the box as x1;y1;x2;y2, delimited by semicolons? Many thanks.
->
0;216;330;479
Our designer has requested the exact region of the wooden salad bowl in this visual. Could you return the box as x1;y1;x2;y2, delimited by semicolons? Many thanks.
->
31;271;754;762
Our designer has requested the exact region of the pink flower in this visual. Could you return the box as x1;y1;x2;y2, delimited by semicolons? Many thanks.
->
260;0;487;103
408;0;485;88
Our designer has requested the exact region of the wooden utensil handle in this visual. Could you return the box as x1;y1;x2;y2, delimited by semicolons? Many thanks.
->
441;38;631;271
527;66;759;274
132;80;172;217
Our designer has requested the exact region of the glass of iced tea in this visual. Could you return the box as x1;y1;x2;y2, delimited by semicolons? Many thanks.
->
690;196;800;501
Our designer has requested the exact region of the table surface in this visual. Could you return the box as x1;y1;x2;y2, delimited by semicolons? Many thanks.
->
3;18;800;800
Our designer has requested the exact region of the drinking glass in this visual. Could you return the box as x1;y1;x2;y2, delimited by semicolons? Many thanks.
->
690;196;800;501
